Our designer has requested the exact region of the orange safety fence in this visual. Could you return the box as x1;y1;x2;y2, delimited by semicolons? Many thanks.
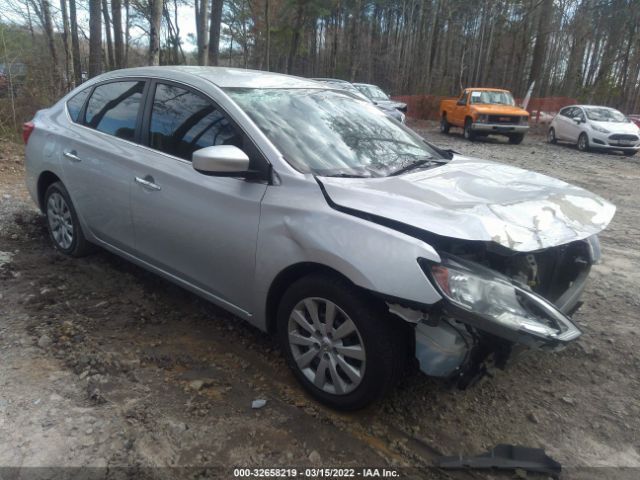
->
392;95;578;123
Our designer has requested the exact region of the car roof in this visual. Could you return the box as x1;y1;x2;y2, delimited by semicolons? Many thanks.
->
465;88;510;92
96;66;323;89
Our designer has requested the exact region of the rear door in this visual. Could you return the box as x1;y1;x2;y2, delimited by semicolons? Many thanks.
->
129;80;269;314
61;79;148;251
554;107;574;140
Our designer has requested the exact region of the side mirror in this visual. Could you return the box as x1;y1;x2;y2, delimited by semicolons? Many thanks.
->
572;116;583;124
457;99;466;106
192;145;250;176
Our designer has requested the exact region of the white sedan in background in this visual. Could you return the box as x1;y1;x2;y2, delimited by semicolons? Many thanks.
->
548;105;640;156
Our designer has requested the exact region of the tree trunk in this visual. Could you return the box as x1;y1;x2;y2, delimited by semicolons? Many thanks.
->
528;0;552;94
59;0;74;90
69;0;82;84
196;0;209;65
208;0;224;66
38;0;61;92
112;0;124;68
89;0;102;78
102;0;114;69
124;0;130;65
264;0;270;70
149;0;162;66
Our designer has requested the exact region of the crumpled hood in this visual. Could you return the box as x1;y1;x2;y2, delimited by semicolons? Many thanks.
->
318;157;616;252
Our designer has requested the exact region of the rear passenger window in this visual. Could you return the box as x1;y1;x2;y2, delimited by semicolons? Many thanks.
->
66;88;90;122
84;81;145;141
148;83;241;161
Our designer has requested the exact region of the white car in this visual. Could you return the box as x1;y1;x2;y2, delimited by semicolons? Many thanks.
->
548;105;640;156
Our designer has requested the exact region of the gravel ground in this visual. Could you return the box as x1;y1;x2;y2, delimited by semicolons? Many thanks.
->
1;122;639;480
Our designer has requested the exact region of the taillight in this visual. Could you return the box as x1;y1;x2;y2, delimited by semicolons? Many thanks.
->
22;121;34;144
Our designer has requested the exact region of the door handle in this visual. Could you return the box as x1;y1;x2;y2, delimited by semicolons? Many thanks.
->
63;150;82;162
135;176;161;191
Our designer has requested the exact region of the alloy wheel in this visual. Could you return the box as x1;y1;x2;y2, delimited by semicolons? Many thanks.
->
287;297;366;395
47;192;74;250
578;134;588;151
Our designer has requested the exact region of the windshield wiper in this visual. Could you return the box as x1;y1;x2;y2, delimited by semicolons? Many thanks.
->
389;159;439;176
321;172;370;178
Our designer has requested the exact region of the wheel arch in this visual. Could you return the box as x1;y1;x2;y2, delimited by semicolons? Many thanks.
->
37;170;62;212
265;262;355;334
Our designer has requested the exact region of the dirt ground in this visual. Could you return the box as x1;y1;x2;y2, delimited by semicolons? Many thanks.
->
1;121;639;480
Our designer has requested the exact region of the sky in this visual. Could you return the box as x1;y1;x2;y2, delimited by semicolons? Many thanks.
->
0;1;200;52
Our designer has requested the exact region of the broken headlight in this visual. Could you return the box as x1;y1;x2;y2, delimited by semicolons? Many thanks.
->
421;255;581;345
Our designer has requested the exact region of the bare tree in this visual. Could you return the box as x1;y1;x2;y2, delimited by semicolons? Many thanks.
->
195;0;209;65
59;0;75;90
88;0;102;77
208;0;224;66
111;0;124;68
149;0;162;65
69;0;82;84
102;0;115;69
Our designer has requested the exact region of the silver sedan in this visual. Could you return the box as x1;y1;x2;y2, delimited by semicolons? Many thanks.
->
24;67;614;409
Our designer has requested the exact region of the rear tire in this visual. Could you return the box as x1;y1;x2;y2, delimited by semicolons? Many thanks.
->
577;132;589;152
463;118;475;141
44;182;94;257
508;133;525;145
440;115;450;134
547;127;557;144
276;273;407;410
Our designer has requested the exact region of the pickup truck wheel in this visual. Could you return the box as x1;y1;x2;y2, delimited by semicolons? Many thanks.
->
277;273;406;410
508;133;525;145
440;116;450;134
577;133;589;152
463;118;475;141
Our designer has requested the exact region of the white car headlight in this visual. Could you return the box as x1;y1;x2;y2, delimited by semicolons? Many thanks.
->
421;255;581;345
590;123;610;134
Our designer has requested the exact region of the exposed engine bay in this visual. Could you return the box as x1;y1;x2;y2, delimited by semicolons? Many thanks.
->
391;235;599;388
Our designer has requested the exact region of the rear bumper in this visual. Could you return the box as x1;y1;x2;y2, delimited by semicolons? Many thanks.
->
472;123;529;133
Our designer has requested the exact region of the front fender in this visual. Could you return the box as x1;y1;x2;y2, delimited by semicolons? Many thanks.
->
251;178;442;329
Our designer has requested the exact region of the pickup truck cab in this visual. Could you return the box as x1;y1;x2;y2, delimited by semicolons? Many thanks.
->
440;88;529;144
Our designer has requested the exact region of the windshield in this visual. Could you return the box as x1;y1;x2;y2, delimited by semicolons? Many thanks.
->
226;88;442;177
469;91;515;106
356;84;390;101
584;107;628;123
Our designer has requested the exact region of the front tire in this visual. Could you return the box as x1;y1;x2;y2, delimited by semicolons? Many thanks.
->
577;132;589;152
463;118;475;141
440;115;450;134
44;181;94;257
508;133;525;144
277;274;406;410
547;127;557;144
623;150;637;157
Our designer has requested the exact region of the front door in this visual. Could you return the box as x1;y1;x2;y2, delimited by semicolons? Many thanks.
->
130;81;268;315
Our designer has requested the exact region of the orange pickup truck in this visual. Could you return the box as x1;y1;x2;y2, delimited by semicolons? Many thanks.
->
440;88;529;144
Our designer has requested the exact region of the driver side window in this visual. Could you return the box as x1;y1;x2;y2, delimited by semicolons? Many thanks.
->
148;83;242;161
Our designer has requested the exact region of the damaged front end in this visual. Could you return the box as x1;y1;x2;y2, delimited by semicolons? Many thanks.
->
393;235;600;388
